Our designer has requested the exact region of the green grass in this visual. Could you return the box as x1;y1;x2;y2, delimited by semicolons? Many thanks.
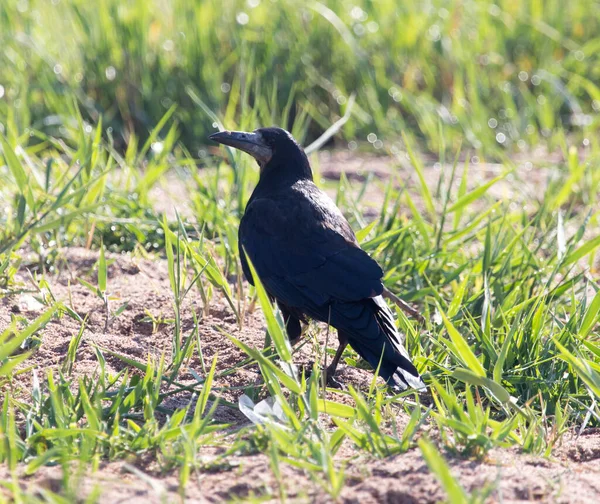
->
2;0;600;155
1;0;600;501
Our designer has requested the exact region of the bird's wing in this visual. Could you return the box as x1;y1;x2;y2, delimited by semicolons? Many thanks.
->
239;195;383;309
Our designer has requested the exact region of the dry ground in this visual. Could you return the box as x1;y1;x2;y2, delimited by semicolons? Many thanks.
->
1;152;599;503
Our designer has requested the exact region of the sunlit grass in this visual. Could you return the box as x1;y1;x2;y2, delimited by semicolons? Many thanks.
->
1;0;600;155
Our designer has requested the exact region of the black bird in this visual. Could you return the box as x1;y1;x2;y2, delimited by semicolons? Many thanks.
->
209;127;425;391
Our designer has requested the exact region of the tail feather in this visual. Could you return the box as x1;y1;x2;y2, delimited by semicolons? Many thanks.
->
329;295;425;391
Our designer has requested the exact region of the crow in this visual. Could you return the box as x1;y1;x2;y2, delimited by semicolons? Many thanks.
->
209;127;425;391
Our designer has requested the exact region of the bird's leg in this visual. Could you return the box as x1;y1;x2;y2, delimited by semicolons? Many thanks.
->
325;332;348;389
278;302;302;345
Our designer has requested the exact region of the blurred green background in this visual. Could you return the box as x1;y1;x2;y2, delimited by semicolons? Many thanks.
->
2;0;599;156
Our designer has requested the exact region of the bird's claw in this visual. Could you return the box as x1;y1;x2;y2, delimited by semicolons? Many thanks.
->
324;366;345;390
325;373;345;390
302;361;345;389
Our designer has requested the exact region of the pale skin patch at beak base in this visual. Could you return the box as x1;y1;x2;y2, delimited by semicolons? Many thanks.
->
209;130;273;168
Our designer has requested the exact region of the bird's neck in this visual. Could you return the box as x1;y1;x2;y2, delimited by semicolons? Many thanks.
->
257;155;313;190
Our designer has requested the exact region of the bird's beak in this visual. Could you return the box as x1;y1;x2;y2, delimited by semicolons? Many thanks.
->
209;130;273;165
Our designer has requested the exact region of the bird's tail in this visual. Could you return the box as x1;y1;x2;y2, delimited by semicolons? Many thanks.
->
331;296;425;391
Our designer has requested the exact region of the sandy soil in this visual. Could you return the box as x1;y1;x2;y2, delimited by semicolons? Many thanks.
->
1;247;599;503
3;438;600;503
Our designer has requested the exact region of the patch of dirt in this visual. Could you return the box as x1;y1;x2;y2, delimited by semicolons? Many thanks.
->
2;438;600;503
316;150;552;215
0;247;375;417
1;247;600;503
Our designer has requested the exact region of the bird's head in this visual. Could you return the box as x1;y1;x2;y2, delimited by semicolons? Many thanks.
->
209;127;311;180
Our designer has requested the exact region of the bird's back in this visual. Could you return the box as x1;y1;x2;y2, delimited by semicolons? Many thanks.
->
239;179;382;299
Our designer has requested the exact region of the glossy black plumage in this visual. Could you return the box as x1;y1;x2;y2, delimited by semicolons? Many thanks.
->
211;127;424;390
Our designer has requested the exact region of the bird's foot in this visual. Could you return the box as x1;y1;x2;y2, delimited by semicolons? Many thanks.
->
324;366;345;390
302;361;345;389
299;360;317;381
325;373;345;390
